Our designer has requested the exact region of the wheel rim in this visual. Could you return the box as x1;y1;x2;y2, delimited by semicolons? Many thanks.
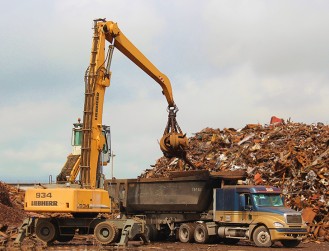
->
195;228;204;240
94;222;117;245
178;223;196;243
36;220;57;243
257;230;270;244
182;228;188;239
194;224;209;244
179;225;190;242
41;227;50;236
101;228;110;238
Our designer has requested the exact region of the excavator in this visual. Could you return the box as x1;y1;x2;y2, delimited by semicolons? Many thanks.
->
17;18;189;246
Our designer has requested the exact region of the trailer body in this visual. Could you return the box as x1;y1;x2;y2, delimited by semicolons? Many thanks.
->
105;171;307;247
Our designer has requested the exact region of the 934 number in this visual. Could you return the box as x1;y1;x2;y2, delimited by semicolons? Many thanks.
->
36;192;52;198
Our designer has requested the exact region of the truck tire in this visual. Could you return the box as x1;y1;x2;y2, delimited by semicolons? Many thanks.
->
94;221;118;245
252;226;272;247
194;224;209;244
178;223;195;243
35;219;58;244
281;240;301;248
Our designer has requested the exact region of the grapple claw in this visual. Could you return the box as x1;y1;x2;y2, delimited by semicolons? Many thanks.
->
160;132;188;158
160;105;189;158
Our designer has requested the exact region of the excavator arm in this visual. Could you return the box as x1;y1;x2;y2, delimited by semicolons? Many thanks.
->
103;21;174;107
102;20;189;159
80;19;188;189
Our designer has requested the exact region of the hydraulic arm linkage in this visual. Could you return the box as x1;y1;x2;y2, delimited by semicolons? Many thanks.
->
101;19;189;159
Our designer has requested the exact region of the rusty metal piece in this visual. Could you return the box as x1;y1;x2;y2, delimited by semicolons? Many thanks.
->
302;207;318;223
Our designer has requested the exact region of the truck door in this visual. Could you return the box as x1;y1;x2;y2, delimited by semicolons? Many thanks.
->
240;193;253;223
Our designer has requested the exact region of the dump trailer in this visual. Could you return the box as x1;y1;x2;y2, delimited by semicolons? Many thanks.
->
105;170;308;248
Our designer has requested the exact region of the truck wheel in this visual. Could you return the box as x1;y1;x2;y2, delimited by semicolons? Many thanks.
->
178;223;195;243
194;224;209;244
253;226;272;247
281;240;301;248
35;219;58;244
94;221;118;245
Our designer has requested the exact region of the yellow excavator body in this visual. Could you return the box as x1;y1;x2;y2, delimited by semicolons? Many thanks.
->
24;187;111;213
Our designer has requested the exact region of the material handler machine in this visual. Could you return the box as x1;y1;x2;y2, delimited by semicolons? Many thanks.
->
17;18;188;246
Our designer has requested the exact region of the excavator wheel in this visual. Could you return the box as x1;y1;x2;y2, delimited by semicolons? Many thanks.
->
94;221;118;245
35;219;58;244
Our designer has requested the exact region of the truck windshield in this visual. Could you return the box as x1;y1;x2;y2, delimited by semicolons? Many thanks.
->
252;194;283;207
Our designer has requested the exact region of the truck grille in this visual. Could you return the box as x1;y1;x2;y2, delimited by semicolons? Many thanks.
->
286;214;302;224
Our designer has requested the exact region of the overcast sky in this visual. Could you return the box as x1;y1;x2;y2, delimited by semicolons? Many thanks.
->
1;0;328;183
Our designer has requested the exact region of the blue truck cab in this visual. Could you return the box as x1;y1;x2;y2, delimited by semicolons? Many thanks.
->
213;185;308;247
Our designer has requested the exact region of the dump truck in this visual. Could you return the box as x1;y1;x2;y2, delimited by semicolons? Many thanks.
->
105;170;308;248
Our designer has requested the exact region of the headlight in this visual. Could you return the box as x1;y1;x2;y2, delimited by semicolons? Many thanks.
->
273;222;284;228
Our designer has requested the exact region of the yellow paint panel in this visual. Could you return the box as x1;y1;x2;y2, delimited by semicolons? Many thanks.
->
24;187;111;213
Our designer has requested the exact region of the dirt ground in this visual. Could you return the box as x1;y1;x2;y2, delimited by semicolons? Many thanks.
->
140;241;329;251
3;239;329;251
51;241;329;251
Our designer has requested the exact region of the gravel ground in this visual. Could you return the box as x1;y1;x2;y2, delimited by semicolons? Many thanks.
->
5;239;329;251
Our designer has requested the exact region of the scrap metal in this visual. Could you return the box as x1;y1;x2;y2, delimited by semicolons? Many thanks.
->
140;120;329;241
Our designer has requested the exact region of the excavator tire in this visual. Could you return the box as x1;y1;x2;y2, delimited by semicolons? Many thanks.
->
94;221;118;245
35;219;58;244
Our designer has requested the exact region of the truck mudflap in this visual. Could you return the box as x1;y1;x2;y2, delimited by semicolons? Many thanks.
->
269;227;308;241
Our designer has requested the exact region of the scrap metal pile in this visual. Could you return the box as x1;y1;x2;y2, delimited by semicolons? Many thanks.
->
0;182;26;245
141;120;329;241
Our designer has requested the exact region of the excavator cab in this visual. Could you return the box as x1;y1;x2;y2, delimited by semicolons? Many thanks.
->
57;120;111;184
71;119;83;156
71;119;111;163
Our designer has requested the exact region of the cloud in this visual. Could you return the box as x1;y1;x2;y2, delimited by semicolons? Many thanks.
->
1;0;329;182
0;98;79;181
202;0;329;75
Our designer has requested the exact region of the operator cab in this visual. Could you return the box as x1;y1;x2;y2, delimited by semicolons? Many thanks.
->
71;118;111;163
